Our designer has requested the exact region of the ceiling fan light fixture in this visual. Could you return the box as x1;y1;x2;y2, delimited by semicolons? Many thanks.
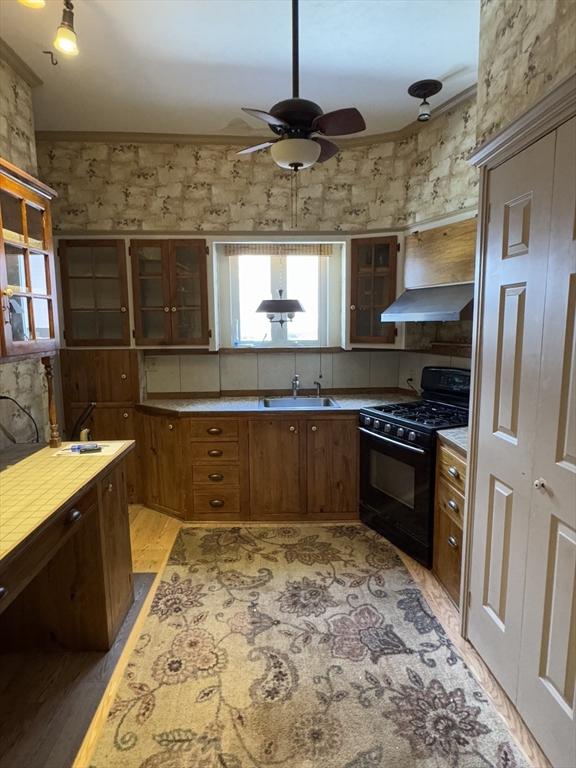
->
18;0;46;9
270;138;321;170
54;0;79;56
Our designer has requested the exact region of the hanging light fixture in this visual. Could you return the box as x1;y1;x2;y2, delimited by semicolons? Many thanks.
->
407;79;443;122
256;289;304;327
18;0;46;8
54;0;79;56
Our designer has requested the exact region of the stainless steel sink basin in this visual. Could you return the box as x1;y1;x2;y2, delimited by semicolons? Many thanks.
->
259;396;339;409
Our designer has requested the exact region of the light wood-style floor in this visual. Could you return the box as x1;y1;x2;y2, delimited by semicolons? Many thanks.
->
74;506;551;768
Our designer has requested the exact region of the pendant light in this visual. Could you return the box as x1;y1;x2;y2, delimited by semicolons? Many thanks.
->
408;79;443;122
256;289;304;327
18;0;46;8
54;0;79;56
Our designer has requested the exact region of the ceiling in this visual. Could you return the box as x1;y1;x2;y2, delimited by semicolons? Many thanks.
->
1;0;480;136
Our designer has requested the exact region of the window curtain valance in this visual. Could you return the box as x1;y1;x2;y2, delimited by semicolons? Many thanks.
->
221;243;335;257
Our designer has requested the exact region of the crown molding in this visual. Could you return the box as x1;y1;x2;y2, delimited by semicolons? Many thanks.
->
0;38;42;88
35;88;477;148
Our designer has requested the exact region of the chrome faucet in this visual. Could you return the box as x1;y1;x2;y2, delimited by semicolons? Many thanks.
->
313;380;322;397
292;374;300;398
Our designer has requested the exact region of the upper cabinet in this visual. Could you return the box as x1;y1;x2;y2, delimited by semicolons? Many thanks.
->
404;218;476;289
350;235;398;344
0;159;58;357
59;239;130;346
131;239;209;346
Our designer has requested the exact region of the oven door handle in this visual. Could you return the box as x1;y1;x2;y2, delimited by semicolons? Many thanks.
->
358;427;426;455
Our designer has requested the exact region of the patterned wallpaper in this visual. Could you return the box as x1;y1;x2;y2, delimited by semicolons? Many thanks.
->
36;98;478;234
477;0;576;144
0;57;37;175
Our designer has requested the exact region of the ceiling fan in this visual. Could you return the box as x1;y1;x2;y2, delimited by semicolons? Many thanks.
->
237;0;366;171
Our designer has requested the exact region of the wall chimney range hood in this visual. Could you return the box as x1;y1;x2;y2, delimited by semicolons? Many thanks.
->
380;283;474;323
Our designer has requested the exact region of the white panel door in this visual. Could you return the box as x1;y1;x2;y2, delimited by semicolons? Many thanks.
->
468;131;556;697
517;118;576;768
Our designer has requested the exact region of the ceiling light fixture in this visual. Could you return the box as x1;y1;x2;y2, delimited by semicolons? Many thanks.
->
408;79;443;122
18;0;46;8
256;289;304;327
54;0;79;56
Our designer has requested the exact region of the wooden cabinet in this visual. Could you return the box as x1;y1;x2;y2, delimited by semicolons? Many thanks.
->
130;239;209;345
403;218;476;289
249;418;305;518
140;415;184;517
61;349;139;406
0;159;58;357
58;239;130;346
306;418;358;515
433;440;467;606
350;235;397;344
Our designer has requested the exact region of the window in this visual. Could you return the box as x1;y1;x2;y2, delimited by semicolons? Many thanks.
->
217;242;343;348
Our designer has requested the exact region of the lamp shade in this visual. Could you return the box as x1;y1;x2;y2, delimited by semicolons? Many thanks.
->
270;138;321;170
18;0;46;8
256;298;304;314
54;23;78;55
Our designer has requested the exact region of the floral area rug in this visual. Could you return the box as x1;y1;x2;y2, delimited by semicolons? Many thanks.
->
90;525;527;768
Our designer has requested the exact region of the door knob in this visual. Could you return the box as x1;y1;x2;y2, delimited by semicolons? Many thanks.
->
163;306;170;313
120;306;127;313
122;411;129;418
107;482;114;493
289;425;297;433
311;425;318;432
120;373;127;380
448;466;460;479
168;423;175;430
66;508;82;524
447;499;459;513
533;478;547;490
447;535;459;549
350;304;356;311
171;306;177;312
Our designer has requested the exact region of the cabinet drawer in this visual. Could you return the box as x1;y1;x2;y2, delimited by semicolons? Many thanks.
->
433;509;462;606
437;444;467;494
192;465;240;487
192;489;240;515
0;487;97;615
190;442;239;464
186;419;239;441
436;478;465;526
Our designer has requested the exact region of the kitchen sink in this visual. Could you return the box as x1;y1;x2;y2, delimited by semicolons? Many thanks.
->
259;396;339;409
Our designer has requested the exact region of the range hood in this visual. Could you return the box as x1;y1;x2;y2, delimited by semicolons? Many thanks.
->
380;283;474;323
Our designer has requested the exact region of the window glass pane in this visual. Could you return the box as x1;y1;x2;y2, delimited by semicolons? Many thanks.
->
67;246;94;277
9;296;31;341
237;255;272;343
71;311;98;339
287;256;319;342
1;191;24;242
374;243;390;269
99;312;123;339
357;244;372;270
373;275;392;306
70;279;95;309
94;247;120;277
5;245;28;290
138;246;162;275
140;278;163;308
96;279;120;309
32;298;51;339
29;252;48;294
355;308;371;337
177;308;202;340
174;245;201;276
141;310;165;339
26;205;45;249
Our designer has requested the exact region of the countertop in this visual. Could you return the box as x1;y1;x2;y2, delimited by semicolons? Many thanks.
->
438;427;469;456
138;391;415;415
0;440;134;561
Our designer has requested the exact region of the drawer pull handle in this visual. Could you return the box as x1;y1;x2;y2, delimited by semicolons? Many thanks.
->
448;466;460;479
447;535;459;549
208;473;224;482
207;427;222;435
0;586;7;600
67;508;82;524
209;499;224;508
208;449;223;457
447;499;459;513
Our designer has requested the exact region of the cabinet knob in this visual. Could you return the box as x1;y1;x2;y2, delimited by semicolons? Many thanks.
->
120;306;127;313
163;306;170;313
447;535;459;549
122;411;129;418
289;425;297;433
120;373;127;380
0;586;7;601
311;425;318;432
66;508;82;524
533;477;547;490
208;449;223;457
107;482;114;493
171;306;177;312
447;499;459;513
448;466;460;479
350;304;356;311
207;427;222;435
209;499;224;508
168;423;175;431
208;473;224;482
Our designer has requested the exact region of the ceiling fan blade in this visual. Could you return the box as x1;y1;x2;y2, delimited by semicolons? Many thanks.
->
312;107;366;136
241;108;290;128
236;141;276;156
313;137;340;163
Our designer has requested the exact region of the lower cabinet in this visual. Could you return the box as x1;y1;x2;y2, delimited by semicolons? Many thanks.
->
306;418;358;515
140;414;185;518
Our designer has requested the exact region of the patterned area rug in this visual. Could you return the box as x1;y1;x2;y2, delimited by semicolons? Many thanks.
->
90;525;527;768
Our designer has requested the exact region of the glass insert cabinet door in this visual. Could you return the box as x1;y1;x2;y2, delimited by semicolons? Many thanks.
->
350;236;398;344
0;172;58;355
59;240;130;345
131;239;209;345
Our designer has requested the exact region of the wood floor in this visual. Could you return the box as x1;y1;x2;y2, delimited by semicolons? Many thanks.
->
71;505;550;768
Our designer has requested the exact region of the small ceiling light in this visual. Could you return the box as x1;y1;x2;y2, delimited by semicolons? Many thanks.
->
256;289;304;327
408;79;443;122
18;0;46;8
54;0;79;56
270;138;321;171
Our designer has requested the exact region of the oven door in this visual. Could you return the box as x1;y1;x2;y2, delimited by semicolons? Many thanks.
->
358;427;435;567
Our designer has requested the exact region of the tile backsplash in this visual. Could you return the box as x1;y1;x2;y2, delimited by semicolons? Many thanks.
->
144;350;470;396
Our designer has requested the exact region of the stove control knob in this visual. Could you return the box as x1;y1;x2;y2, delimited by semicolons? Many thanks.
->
397;427;405;438
408;431;417;442
362;416;372;427
384;423;392;433
373;420;380;430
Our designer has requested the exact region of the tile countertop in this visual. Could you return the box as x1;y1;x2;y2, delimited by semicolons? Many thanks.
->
138;392;416;415
0;440;134;561
438;427;469;456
